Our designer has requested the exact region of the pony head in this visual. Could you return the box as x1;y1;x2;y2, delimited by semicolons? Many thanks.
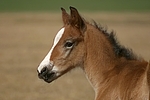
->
37;7;86;83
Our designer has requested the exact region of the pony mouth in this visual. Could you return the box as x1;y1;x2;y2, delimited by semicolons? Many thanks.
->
38;71;59;83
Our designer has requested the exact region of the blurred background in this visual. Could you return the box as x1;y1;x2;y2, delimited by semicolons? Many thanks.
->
0;0;150;100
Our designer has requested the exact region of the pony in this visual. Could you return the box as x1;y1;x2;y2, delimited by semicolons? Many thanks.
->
37;7;150;100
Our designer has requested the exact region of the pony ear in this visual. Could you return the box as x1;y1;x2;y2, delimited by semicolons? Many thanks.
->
61;7;70;25
69;6;86;33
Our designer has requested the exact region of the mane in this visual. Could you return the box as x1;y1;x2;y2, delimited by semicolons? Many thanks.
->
91;21;141;61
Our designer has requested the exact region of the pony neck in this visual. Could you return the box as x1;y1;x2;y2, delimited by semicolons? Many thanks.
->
83;24;118;98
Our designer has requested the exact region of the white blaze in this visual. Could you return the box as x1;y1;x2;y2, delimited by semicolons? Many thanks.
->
38;28;65;73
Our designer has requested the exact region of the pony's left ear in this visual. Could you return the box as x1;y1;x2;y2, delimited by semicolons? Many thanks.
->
70;6;86;33
61;7;70;25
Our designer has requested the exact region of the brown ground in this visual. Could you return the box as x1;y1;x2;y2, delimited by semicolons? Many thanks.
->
0;12;150;100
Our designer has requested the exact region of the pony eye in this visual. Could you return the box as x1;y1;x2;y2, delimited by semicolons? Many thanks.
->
64;41;74;48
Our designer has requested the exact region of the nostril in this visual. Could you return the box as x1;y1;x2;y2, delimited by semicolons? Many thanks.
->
38;67;49;79
41;67;48;74
38;73;43;79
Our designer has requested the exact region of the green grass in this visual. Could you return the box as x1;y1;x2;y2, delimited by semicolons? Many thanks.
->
0;0;150;12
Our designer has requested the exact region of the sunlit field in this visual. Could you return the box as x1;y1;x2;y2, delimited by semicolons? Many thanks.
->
0;12;150;100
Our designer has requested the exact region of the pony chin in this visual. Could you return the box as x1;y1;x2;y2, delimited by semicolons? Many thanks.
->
42;66;69;83
43;74;59;83
42;70;61;83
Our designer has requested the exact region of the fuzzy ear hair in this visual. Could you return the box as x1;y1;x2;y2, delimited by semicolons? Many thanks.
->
61;7;70;25
69;6;86;33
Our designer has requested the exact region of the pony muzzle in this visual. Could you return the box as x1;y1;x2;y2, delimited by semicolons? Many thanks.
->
38;66;57;83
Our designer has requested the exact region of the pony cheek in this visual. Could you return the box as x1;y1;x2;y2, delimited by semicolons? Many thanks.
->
55;58;74;72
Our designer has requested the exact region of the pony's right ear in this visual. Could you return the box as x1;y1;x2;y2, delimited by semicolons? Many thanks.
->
61;7;70;25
